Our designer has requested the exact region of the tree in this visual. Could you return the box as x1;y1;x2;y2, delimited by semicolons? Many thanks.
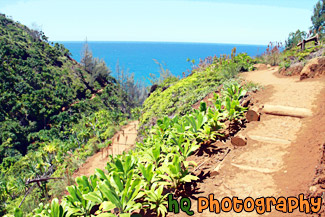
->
80;41;113;88
285;30;307;49
311;0;325;35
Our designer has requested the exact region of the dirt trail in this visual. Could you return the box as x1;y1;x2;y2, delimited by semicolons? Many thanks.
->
173;67;325;217
73;121;138;177
71;67;325;216
225;67;323;216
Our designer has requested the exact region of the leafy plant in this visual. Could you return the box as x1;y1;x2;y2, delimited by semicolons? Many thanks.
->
105;155;138;181
96;171;143;215
159;155;198;189
144;183;168;217
138;163;158;190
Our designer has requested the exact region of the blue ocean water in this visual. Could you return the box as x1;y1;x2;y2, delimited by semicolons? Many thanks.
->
59;41;267;84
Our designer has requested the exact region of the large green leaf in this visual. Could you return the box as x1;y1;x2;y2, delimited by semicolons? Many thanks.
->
100;201;116;212
83;192;102;204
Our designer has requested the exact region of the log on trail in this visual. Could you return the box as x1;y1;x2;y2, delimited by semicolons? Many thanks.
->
261;104;312;118
248;135;291;145
246;107;260;122
231;134;247;146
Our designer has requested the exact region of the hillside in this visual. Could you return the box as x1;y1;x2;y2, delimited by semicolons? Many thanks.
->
0;14;143;214
1;14;108;161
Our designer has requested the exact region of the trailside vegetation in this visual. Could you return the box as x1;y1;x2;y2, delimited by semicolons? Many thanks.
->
12;83;250;217
0;14;146;215
0;13;257;216
140;49;255;130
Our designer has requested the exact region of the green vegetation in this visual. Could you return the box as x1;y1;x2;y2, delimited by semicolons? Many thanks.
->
0;13;255;216
10;83;249;217
311;0;325;36
0;14;146;215
279;44;324;70
285;30;307;50
140;50;255;128
257;42;283;66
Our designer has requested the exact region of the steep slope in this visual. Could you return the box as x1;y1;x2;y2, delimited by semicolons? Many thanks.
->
0;14;116;165
0;14;143;214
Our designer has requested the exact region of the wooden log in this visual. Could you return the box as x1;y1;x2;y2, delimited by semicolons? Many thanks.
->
248;135;291;145
246;107;260;122
231;134;247;146
261;104;312;118
25;177;63;185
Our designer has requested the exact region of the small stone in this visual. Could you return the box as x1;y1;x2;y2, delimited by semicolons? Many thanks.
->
210;171;219;177
310;186;317;192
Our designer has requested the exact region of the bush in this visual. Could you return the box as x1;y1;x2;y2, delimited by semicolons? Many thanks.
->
261;42;283;66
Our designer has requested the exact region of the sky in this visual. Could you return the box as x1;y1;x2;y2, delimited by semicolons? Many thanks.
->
0;0;319;45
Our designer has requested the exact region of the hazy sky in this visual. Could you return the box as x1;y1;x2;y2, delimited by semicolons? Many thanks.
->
0;0;318;44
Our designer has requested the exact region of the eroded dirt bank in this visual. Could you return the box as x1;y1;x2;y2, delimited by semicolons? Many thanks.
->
73;121;138;177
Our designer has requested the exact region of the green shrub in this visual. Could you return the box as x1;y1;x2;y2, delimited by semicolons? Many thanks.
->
140;52;254;129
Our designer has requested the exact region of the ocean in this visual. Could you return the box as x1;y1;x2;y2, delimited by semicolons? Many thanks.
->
59;41;267;84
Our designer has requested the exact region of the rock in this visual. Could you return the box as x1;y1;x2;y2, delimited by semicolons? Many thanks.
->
231;134;247;146
210;171;219;177
314;176;325;185
147;84;158;97
267;64;271;68
253;63;268;70
300;57;325;80
161;85;170;92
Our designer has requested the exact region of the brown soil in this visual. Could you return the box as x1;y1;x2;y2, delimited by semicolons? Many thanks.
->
300;57;325;80
73;121;138;177
253;63;269;70
279;57;325;79
169;67;325;217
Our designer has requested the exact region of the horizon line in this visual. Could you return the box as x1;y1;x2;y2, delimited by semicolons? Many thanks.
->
53;40;269;47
